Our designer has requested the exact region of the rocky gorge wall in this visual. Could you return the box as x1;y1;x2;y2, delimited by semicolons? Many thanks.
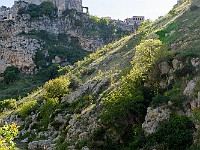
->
0;2;104;75
0;36;42;74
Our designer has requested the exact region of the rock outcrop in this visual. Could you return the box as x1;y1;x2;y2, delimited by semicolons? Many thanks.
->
142;106;171;135
0;36;42;74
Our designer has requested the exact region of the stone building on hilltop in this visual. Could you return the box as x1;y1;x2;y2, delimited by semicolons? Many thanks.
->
125;16;145;26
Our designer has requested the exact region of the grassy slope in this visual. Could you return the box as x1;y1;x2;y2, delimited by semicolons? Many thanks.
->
2;0;200;149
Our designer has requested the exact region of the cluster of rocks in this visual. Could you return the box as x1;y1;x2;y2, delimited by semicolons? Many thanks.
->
142;106;171;135
142;57;200;136
0;78;109;149
158;58;199;89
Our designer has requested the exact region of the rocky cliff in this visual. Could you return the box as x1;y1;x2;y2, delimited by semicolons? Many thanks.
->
0;1;129;75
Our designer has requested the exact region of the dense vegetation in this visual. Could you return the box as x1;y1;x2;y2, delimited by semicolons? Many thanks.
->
0;123;18;149
1;0;200;149
18;1;58;19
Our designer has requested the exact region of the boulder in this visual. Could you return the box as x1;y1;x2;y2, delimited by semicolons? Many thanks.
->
142;106;170;135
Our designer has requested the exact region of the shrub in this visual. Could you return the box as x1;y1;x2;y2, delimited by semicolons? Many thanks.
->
190;5;199;11
40;1;57;17
39;97;59;126
18;100;38;118
68;75;82;90
174;64;195;78
47;64;60;79
18;1;57;19
44;76;70;98
0;123;18;149
151;115;194;150
3;66;19;84
0;99;17;112
150;94;169;108
165;83;185;108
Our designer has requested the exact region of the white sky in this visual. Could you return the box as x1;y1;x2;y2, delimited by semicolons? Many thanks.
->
1;0;177;21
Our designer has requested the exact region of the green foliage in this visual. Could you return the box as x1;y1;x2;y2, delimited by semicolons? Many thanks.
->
70;94;93;114
165;83;186;108
44;76;70;99
25;30;90;67
101;39;163;146
150;115;194;150
40;1;57;17
169;9;177;16
47;64;60;79
84;16;130;44
150;94;169;108
190;5;199;11
155;22;178;43
18;1;57;19
39;97;59;126
132;39;163;77
0;99;17;112
62;9;77;17
18;100;38;118
3;66;19;84
0;69;50;100
68;74;82;90
174;64;195;78
0;123;18;149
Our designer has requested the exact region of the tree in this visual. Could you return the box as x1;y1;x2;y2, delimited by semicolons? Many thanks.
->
131;39;162;80
44;76;70;99
40;1;56;17
151;115;194;150
3;66;19;84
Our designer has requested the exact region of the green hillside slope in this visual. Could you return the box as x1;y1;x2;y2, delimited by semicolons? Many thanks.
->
1;0;200;149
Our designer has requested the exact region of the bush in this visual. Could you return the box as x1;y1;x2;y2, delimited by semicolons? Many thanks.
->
3;66;19;84
47;64;60;79
165;83;185;108
18;1;57;19
0;123;18;149
18;100;38;118
151;115;194;150
190;5;199;11
0;99;17;112
174;64;195;78
150;94;169;108
68;75;82;90
40;1;57;17
39;97;59;126
44;76;70;98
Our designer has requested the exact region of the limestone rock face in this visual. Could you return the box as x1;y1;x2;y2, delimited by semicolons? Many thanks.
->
159;61;171;75
191;58;199;68
183;80;196;96
0;36;41;74
172;59;183;70
0;114;24;126
28;140;55;150
0;5;103;74
142;106;170;135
